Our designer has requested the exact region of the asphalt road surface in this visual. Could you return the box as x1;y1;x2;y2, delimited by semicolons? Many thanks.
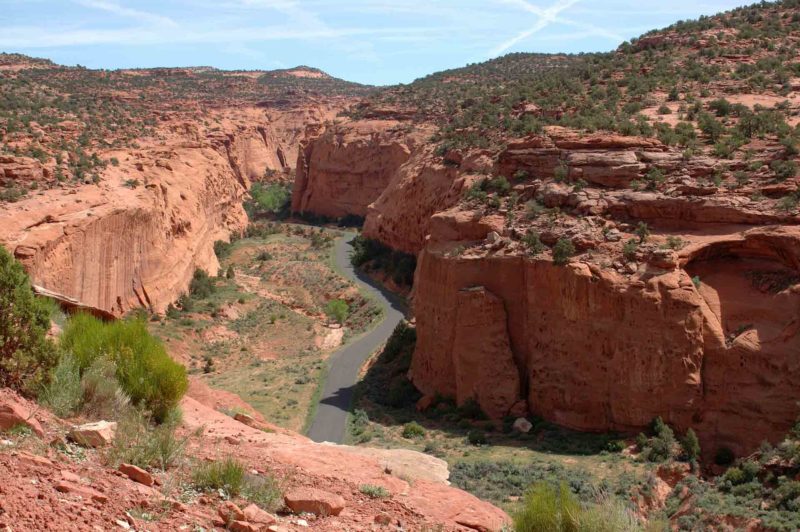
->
306;232;406;443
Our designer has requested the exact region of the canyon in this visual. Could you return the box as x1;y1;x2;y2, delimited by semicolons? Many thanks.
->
293;116;800;459
2;1;800;529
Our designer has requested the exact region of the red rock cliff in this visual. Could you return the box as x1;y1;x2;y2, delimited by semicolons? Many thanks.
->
411;225;800;457
0;106;327;315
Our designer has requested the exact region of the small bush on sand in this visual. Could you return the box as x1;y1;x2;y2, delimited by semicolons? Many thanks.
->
402;421;426;439
192;456;282;510
360;484;390;498
192;456;245;494
107;407;186;470
60;314;187;422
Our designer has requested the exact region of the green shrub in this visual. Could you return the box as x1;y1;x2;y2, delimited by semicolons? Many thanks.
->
554;164;569;182
246;182;291;217
771;159;797;181
213;240;234;260
623;239;639;261
467;429;488;446
458;397;487;420
107;407;186;470
606;439;626;453
39;353;82;417
514;482;582;532
0;246;58;395
189;269;215;299
681;428;701;461
192;456;245;495
325;299;349;324
60;314;188;421
402;421;426;439
664;236;684;250
552;238;575;266
349;236;416;286
646;417;676;462
360;484;390;499
81;357;130;420
192;456;282;510
644;167;666;190
514;482;646;532
522;231;545;256
635;222;650;243
485;175;511;195
241;473;283;512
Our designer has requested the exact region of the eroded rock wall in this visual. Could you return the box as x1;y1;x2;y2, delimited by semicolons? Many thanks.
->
411;227;800;456
0;106;318;316
292;120;416;219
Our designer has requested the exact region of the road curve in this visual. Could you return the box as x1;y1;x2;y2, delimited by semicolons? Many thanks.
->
306;232;406;443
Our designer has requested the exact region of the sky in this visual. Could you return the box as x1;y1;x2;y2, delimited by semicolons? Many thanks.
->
2;0;756;86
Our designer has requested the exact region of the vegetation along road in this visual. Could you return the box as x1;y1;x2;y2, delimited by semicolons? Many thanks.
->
307;232;405;443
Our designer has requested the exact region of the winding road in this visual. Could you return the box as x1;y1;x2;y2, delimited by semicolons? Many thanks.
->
306;232;406;443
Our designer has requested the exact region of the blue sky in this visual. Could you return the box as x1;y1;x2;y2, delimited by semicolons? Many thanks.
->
2;0;754;85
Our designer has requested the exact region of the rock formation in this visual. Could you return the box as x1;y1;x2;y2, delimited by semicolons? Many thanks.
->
296;117;800;458
0;105;338;316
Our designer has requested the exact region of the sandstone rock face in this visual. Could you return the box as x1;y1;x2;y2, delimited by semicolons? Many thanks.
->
0;106;325;315
451;287;520;419
411;226;800;456
0;155;46;183
292;120;416;219
363;147;467;255
291;119;468;255
495;131;662;188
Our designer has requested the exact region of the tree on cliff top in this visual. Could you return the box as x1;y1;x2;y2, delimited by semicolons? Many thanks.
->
0;245;58;395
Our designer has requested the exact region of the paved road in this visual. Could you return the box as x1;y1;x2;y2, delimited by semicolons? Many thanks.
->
306;232;406;443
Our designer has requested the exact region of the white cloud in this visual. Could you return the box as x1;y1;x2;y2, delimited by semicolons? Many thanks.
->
487;0;582;57
0;23;440;48
73;0;177;27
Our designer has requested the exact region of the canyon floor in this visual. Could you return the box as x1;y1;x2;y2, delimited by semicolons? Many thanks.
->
151;223;382;434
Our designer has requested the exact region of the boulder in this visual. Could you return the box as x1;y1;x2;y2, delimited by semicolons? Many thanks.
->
243;504;277;526
218;501;246;524
119;463;154;487
512;418;533;434
68;421;116;447
0;396;44;437
284;487;346;516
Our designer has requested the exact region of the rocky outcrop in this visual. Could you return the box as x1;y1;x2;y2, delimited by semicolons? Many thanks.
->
2;143;247;316
450;287;520;419
362;146;470;255
410;226;800;457
292;120;417;218
0;155;47;183
0;107;325;316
